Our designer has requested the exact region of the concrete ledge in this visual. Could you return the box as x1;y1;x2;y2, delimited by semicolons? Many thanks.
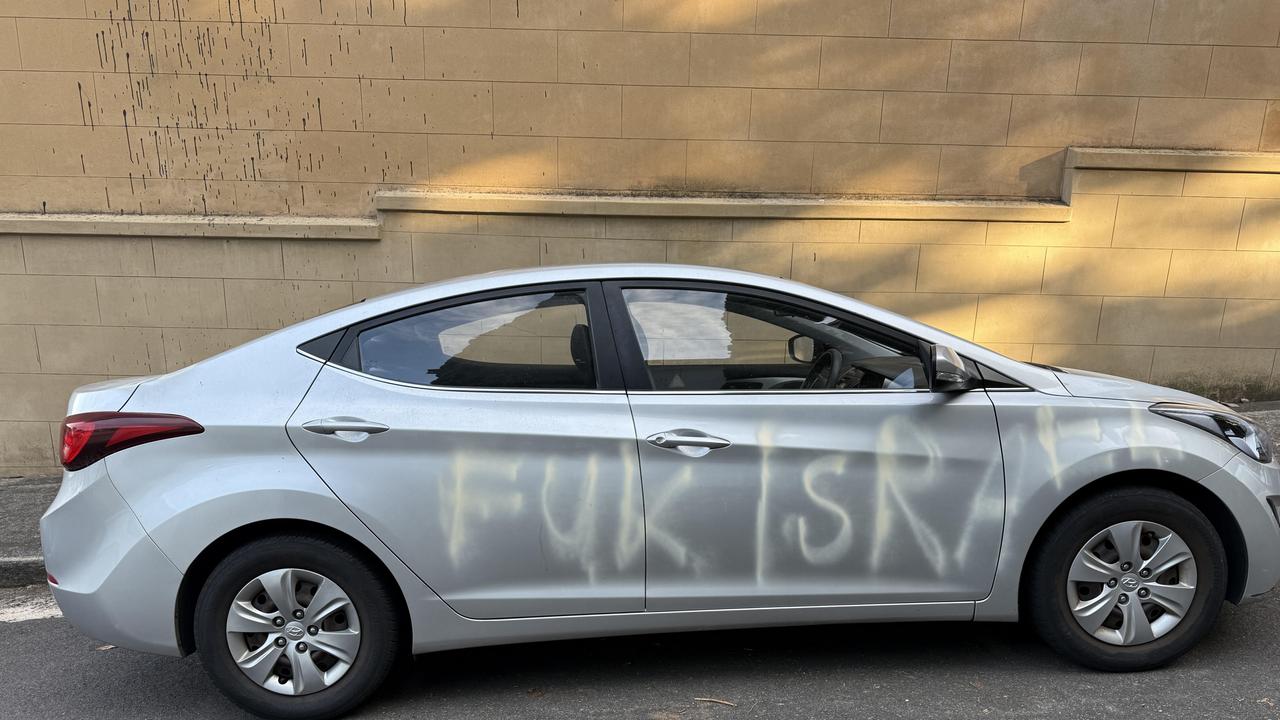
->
0;213;380;239
1068;148;1280;174
0;475;54;588
375;190;1072;223
0;557;45;589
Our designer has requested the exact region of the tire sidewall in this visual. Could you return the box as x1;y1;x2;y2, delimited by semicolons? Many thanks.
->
1030;489;1228;671
194;536;399;720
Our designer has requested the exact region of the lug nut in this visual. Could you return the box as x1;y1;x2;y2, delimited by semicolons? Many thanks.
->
1118;594;1129;604
293;609;305;620
295;642;308;653
1107;578;1118;587
1120;562;1132;571
307;626;318;636
274;637;286;647
273;617;285;627
1139;568;1151;578
1138;588;1150;598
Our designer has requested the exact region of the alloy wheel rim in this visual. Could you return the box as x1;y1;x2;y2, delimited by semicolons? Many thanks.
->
1066;520;1198;646
225;568;361;695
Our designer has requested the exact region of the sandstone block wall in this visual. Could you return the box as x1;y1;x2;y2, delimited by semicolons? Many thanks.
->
1;1;1278;214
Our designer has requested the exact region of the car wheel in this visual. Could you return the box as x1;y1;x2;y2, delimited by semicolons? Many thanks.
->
194;534;401;719
1027;486;1227;671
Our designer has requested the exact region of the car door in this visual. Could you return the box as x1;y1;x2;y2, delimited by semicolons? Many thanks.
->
605;281;1005;612
288;283;646;619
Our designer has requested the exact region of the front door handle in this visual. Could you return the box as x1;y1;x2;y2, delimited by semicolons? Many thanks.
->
301;417;390;436
646;430;731;455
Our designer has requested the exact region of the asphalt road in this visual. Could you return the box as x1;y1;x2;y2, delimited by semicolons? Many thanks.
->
2;585;1279;720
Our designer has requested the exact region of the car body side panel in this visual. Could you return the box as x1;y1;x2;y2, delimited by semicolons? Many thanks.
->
106;335;445;653
1199;454;1280;599
627;390;1005;610
403;595;975;654
40;462;184;656
287;365;646;619
104;435;446;655
112;336;332;570
974;392;1242;621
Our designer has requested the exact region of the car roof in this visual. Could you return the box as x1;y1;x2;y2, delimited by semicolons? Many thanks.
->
374;263;799;297
305;263;856;333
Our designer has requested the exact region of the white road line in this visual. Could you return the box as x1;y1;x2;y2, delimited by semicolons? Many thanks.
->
0;591;62;623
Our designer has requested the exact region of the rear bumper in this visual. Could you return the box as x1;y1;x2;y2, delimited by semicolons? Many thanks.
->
1200;454;1280;601
39;465;183;656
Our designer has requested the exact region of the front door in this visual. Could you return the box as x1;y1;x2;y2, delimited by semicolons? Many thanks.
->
606;282;1005;611
289;283;645;619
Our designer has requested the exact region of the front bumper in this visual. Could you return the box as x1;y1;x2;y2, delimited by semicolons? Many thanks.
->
40;464;184;656
1200;453;1280;601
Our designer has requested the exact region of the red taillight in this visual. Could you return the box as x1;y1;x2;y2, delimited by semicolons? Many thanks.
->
59;412;203;471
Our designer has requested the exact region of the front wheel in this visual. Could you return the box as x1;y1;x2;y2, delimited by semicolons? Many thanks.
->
194;534;401;719
1026;487;1227;671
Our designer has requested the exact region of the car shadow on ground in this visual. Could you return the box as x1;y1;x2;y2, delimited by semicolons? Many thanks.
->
366;595;1276;717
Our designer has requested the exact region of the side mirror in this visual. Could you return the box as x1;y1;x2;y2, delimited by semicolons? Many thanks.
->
787;335;815;363
932;344;976;392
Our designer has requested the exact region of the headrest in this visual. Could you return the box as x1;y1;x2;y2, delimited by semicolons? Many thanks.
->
570;323;592;373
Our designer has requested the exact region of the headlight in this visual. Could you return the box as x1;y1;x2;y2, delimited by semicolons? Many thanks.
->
1151;402;1274;463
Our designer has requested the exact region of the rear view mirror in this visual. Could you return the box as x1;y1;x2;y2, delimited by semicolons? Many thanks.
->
932;344;977;392
788;335;815;363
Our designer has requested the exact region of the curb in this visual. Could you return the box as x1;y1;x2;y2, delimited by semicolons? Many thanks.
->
0;557;46;588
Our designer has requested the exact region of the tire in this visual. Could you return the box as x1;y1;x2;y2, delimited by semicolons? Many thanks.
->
194;534;402;720
1026;486;1227;672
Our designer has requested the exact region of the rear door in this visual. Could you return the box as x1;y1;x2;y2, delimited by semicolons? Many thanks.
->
606;281;1005;611
288;283;646;619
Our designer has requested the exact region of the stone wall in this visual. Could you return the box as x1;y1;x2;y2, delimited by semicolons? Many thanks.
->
4;148;1280;473
4;0;1280;472
2;1;1280;213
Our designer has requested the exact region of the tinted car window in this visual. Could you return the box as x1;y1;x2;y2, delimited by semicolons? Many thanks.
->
355;291;596;389
621;288;926;391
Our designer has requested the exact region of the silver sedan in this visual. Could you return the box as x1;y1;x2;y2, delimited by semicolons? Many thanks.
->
41;264;1280;719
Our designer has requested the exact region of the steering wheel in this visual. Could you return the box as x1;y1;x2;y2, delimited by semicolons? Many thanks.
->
802;348;844;389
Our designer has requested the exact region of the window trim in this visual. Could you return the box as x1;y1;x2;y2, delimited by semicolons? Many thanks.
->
322;360;629;396
316;281;625;392
601;279;934;394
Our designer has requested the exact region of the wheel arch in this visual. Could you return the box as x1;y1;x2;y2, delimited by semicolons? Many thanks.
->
1017;469;1248;611
174;518;413;656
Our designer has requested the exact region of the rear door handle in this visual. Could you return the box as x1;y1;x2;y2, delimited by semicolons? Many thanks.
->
646;430;731;455
301;417;390;436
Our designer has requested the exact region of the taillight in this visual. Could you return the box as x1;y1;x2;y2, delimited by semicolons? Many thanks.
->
59;412;203;471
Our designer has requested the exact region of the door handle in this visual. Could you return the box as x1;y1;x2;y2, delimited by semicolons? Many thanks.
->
646;430;731;451
301;417;390;436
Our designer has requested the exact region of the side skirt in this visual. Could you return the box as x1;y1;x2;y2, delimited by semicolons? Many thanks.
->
408;598;976;654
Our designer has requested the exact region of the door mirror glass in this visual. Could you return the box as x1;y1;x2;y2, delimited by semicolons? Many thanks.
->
787;334;815;364
932;344;976;392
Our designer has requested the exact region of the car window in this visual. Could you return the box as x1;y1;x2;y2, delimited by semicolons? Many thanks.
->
355;291;596;389
620;288;926;391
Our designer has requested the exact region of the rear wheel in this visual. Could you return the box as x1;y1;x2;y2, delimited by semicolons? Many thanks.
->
194;535;400;719
1027;487;1227;671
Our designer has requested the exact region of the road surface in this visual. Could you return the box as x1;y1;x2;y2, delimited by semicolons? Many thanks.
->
2;584;1278;719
